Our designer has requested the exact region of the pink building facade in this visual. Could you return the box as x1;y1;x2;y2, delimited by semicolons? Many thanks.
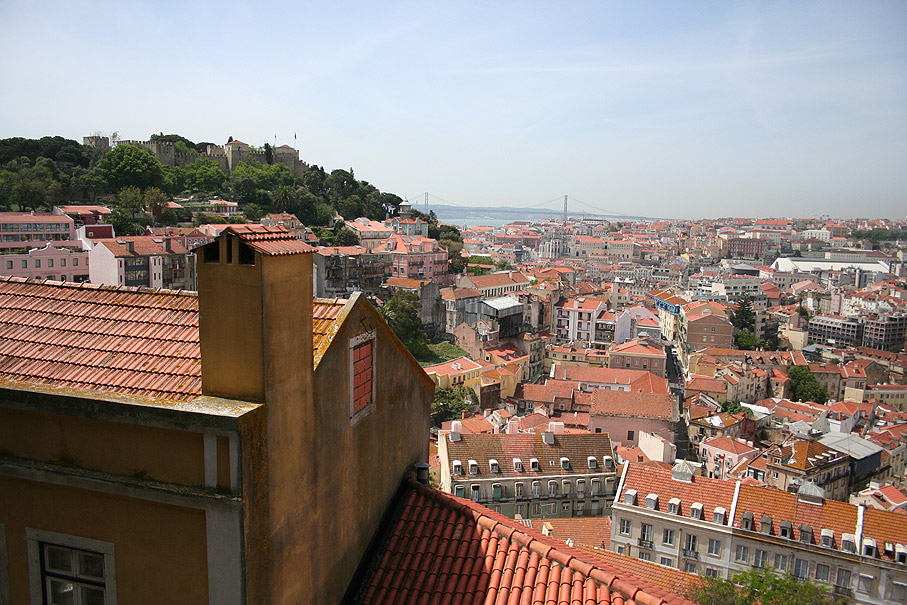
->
0;243;91;282
0;212;76;252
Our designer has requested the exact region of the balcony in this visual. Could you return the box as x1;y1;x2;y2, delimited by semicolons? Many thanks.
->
832;586;853;598
681;549;700;560
638;539;653;549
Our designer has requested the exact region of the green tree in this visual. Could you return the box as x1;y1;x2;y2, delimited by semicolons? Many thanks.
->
116;186;145;213
731;293;755;333
734;330;759;350
495;259;515;271
144;187;168;218
334;225;360;246
432;386;476;424
788;365;829;404
264;142;273;165
379;290;424;345
183;157;226;193
243;203;265;221
97;144;165;192
691;566;836;605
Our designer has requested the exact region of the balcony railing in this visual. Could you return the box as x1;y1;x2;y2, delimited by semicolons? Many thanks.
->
681;549;700;560
638;539;653;549
832;586;853;598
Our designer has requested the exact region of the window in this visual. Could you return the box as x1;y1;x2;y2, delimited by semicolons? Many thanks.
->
684;534;697;552
350;335;375;423
754;549;767;568
587;456;598;469
560;457;570;470
835;568;851;589
759;516;772;535
575;501;585;517
452;460;463;476
21;260;27;268
645;494;658;510
562;502;570;512
5;261;10;269
689;503;703;520
888;581;906;602
735;545;748;563
627;430;635;441
668;498;680;515
660;556;673;567
779;521;792;539
623;489;637;505
619;519;632;536
576;480;585;498
455;485;464;497
857;574;873;594
705;568;720;578
741;512;753;531
815;564;829;583
26;528;116;605
468;460;479;475
640;523;653;543
662;529;675;546
638;551;651;562
470;485;480;501
489;459;499;473
515;504;524;516
61;258;66;267
713;507;726;525
548;481;557;498
492;483;501;502
532;481;541;498
774;554;787;571
562;480;571;497
793;558;808;580
530;458;539;471
708;538;721;557
515;482;524;499
513;458;523;472
684;562;696;573
591;479;601;496
35;259;41;268
48;259;54;268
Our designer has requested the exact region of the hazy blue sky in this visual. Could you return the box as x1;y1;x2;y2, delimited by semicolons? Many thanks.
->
1;1;905;219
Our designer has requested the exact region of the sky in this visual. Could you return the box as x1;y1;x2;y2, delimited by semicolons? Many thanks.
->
1;1;905;220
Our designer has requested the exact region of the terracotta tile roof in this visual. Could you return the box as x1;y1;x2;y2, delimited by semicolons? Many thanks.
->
0;277;200;401
225;224;315;256
465;272;531;289
312;298;347;362
733;483;856;545
620;464;738;524
591;391;675;421
522;380;580;404
573;546;700;600
0;278;347;402
384;277;428;288
700;436;757;455
543;516;612;549
685;376;727;393
552;366;669;394
359;478;694;604
440;287;482;300
95;236;189;257
443;433;614;478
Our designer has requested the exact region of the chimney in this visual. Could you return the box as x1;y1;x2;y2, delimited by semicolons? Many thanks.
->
126;241;134;253
548;421;565;434
451;420;463;433
542;432;555;445
506;419;519;434
414;462;430;485
461;410;469;420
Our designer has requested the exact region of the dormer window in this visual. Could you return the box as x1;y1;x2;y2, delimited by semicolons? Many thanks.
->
489;459;499;473
588;456;598;469
760;516;772;535
623;489;637;505
560;457;570;470
741;512;753;531
468;460;479;475
530;458;540;471
896;544;907;564
799;524;813;544
690;502;703;520
780;521;792;539
820;528;834;548
645;494;659;510
713;507;727;525
863;538;877;557
513;458;523;472
603;456;614;469
842;534;856;553
668;497;680;515
452;460;463;476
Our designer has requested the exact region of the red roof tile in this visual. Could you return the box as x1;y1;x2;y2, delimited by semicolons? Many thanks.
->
225;224;315;256
358;478;694;604
591;391;676;421
0;278;346;403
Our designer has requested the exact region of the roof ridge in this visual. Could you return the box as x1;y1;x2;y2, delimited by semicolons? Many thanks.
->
407;478;686;604
0;275;198;299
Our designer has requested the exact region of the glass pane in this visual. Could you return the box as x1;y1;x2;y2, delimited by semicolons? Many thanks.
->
45;546;73;573
79;552;104;579
81;585;106;605
48;579;75;605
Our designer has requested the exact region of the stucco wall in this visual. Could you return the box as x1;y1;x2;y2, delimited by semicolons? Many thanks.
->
0;476;208;604
311;293;432;604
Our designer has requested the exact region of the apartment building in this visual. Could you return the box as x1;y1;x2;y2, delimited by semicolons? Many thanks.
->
607;338;667;377
89;236;196;290
0;211;76;252
808;315;864;346
554;297;609;345
0;243;90;282
438;431;618;520
611;461;907;604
